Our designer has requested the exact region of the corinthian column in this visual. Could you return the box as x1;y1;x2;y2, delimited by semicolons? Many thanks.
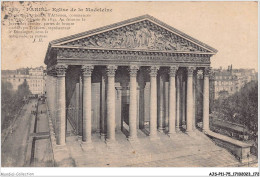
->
82;65;94;143
158;73;164;132
106;65;117;143
193;70;197;130
203;67;210;132
149;66;159;140
176;74;181;132
128;65;139;141
186;67;195;133
100;69;107;141
55;64;68;145
168;66;178;136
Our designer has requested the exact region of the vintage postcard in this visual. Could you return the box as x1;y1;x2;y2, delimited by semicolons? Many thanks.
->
1;1;258;176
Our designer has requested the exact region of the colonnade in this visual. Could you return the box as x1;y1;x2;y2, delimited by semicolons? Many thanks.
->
47;64;210;145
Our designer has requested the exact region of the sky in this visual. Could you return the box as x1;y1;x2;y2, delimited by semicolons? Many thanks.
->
1;1;258;70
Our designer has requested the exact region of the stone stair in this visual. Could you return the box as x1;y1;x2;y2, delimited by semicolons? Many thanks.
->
53;131;248;167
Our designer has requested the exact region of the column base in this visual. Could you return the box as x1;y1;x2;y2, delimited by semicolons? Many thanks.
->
55;144;67;150
56;142;66;146
168;132;178;139
100;133;106;141
81;141;93;151
127;136;139;144
158;127;165;133
105;139;118;153
77;136;82;141
175;127;182;133
105;139;117;149
186;130;196;137
202;129;210;134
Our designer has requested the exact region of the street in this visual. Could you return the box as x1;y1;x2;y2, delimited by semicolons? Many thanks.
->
1;99;37;167
1;99;54;167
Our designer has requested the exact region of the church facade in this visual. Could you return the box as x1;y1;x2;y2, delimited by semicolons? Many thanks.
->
44;15;217;146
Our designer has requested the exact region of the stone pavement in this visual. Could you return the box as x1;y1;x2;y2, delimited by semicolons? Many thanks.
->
51;129;249;167
32;102;54;167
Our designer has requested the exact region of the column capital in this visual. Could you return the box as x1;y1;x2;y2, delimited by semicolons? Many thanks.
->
197;70;204;79
187;66;196;77
129;65;139;77
204;67;211;76
82;65;94;77
55;64;68;77
169;66;179;77
106;65;117;77
149;66;160;77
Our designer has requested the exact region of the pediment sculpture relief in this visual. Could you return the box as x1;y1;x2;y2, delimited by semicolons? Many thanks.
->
62;20;209;52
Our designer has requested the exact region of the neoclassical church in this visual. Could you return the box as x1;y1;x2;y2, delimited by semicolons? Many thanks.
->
44;15;217;146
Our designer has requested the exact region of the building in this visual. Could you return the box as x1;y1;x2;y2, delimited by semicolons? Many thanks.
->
213;65;257;99
44;15;217;146
2;66;46;96
28;66;46;95
232;67;257;88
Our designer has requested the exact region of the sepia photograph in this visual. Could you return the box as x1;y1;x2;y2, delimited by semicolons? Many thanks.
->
1;1;258;176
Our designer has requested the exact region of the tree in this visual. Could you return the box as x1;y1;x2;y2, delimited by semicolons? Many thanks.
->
1;80;31;130
237;81;258;132
213;80;258;133
15;80;31;104
1;81;15;129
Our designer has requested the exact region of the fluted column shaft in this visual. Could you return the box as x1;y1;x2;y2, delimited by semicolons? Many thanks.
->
138;71;146;130
193;70;197;129
186;67;195;132
176;74;181;132
203;67;210;131
55;65;67;145
168;66;178;135
106;65;117;142
129;65;139;140
82;65;94;143
53;76;57;134
149;66;159;139
100;70;106;139
158;74;164;132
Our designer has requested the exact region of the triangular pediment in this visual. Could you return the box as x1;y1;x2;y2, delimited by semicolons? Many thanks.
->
50;15;217;54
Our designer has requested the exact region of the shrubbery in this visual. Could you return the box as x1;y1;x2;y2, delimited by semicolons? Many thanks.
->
213;80;258;134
